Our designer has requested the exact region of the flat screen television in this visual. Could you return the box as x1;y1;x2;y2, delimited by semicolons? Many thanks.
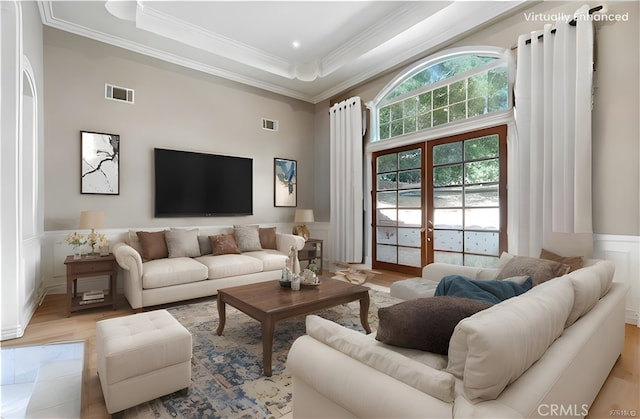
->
154;148;253;217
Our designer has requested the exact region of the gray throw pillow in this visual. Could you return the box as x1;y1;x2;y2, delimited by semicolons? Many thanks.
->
198;235;212;255
165;228;201;258
376;296;492;355
233;225;263;252
496;255;570;286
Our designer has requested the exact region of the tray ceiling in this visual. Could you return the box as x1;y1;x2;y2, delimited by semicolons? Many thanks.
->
39;1;528;103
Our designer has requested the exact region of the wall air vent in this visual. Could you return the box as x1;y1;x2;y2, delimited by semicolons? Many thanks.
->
262;118;279;132
105;83;134;104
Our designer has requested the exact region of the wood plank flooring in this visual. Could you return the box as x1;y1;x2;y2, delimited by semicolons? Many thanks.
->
2;280;638;419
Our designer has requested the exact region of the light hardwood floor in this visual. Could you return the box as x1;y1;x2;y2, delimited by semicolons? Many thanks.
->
2;284;638;419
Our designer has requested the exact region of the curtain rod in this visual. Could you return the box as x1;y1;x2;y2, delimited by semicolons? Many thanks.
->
524;5;603;45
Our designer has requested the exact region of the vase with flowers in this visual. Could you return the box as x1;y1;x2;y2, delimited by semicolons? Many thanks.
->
66;232;87;259
97;234;109;256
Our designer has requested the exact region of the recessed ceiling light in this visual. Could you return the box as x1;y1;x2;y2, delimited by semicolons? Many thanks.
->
292;41;300;49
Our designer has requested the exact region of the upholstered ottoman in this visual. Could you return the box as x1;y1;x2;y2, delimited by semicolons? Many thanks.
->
96;310;192;416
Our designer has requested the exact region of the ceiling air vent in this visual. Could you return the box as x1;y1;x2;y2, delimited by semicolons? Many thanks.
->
262;118;279;132
105;83;134;104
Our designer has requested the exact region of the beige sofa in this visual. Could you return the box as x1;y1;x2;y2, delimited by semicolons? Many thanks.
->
287;258;628;418
113;227;304;310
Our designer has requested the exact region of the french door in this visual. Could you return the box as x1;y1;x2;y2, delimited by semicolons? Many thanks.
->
427;126;507;267
372;145;425;276
372;125;507;274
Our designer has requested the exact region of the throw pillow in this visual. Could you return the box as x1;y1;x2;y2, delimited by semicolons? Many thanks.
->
198;235;212;255
540;248;584;273
499;275;531;285
259;227;278;249
165;228;201;258
136;230;168;262
209;234;241;256
434;275;532;305
233;225;263;252
375;296;492;355
496;255;570;286
127;229;143;254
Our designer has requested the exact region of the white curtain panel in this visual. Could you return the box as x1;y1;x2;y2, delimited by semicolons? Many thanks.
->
329;97;363;264
512;5;594;257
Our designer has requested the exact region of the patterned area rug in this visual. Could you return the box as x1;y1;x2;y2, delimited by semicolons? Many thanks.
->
124;288;401;418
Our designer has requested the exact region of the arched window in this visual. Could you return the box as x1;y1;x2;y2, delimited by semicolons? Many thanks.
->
370;47;510;142
367;47;512;273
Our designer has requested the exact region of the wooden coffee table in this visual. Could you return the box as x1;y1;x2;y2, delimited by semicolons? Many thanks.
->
216;277;371;376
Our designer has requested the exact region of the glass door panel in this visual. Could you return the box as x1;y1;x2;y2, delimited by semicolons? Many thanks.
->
373;146;425;275
427;126;507;268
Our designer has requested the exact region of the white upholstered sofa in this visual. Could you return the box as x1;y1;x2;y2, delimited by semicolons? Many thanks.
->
287;258;628;418
113;226;304;310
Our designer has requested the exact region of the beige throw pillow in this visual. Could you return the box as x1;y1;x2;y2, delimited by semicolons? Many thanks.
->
447;278;574;401
165;228;201;258
233;225;263;252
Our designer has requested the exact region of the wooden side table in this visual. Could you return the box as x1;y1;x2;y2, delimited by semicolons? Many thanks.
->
298;238;323;274
64;254;118;316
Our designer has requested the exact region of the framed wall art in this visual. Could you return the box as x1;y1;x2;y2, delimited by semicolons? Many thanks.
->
274;157;297;207
81;131;120;195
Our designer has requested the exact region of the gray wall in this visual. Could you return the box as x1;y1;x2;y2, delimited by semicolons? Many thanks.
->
44;28;316;230
314;0;640;237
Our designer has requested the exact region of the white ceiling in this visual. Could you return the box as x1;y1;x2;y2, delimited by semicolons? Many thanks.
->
38;1;528;104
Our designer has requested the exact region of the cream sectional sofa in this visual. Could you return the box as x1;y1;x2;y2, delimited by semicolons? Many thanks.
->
113;227;304;310
287;258;628;418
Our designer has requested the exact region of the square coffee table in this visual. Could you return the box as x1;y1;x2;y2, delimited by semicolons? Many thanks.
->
216;277;371;376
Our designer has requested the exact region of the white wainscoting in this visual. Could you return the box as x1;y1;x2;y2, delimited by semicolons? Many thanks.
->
594;234;640;325
35;229;638;327
40;229;129;298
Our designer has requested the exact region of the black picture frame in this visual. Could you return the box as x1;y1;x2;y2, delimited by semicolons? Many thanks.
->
81;131;120;195
274;157;297;207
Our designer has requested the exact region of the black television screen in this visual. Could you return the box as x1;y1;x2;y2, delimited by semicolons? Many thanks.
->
154;148;253;217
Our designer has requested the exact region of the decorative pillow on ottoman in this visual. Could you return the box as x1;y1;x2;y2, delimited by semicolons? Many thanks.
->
375;296;492;355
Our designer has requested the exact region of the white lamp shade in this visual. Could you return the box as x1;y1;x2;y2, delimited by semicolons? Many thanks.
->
294;209;315;223
79;210;105;229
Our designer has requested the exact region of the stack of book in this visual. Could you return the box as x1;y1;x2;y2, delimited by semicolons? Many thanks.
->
80;290;104;305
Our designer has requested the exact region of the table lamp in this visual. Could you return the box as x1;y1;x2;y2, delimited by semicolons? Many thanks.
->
293;209;314;241
80;210;105;255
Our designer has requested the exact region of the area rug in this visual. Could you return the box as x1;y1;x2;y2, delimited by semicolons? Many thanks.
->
124;289;402;418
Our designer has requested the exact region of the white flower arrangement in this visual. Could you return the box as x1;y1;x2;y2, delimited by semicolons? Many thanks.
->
97;233;108;247
65;232;87;247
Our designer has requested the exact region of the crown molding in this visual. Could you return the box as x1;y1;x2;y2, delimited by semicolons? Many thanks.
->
135;3;295;80
312;1;528;104
319;2;444;79
39;1;316;102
